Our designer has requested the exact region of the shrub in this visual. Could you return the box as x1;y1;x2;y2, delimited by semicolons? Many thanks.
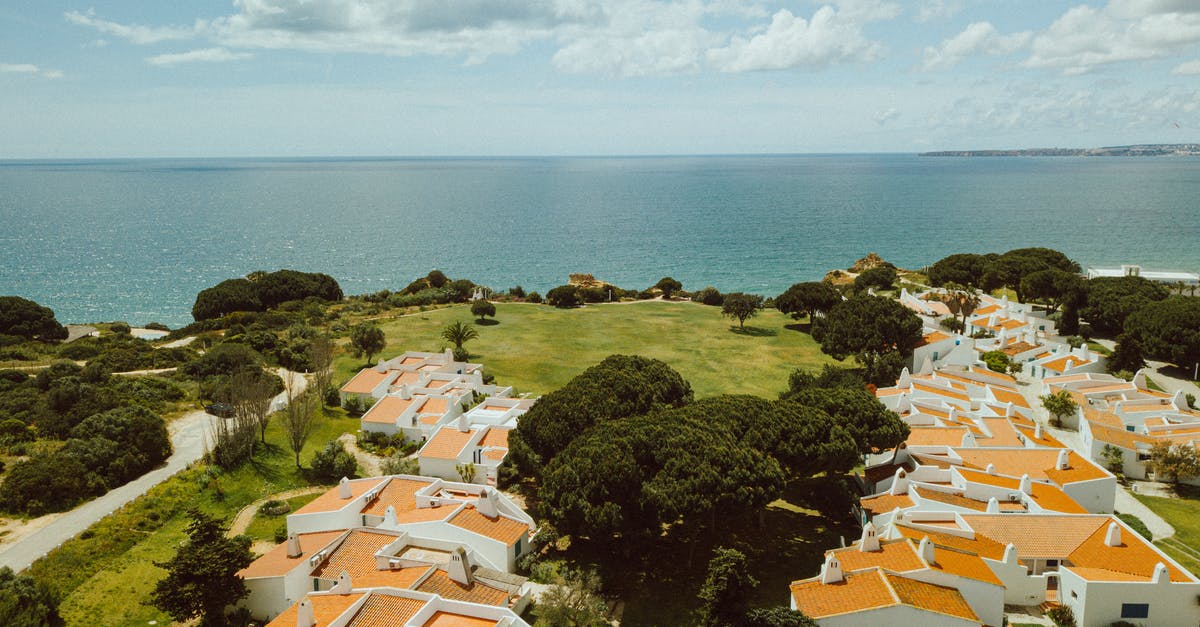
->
109;321;131;335
381;455;419;476
525;291;542;304
260;499;291;516
310;440;358;480
508;286;526;298
1065;335;1084;349
1047;605;1075;627
273;524;288;543
1116;513;1152;540
546;285;580;308
939;317;964;332
692;287;724;306
342;395;363;415
323;386;340;407
144;322;170;332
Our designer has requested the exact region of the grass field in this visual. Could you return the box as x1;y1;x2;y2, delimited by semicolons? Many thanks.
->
33;406;360;626
1134;490;1200;576
334;301;841;399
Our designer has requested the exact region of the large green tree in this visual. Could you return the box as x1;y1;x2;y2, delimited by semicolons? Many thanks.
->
812;295;922;385
775;282;842;322
927;253;996;288
152;510;253;627
1124;296;1200;374
697;548;757;627
349;323;386;365
722;292;764;329
1080;276;1170;336
0;296;68;341
654;277;683;299
191;270;342;321
546;285;581;308
780;386;909;455
1020;268;1085;314
0;566;62;627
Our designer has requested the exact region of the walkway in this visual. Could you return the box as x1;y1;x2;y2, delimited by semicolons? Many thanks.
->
226;486;328;537
338;433;385;477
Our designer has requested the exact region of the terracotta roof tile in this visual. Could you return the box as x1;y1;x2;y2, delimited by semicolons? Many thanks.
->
961;515;1106;559
885;571;980;622
422;611;499;627
829;539;925;573
295;479;388;515
479;428;509;449
789;569;898;618
422;427;478;461
978;418;1024;447
312;529;401;581
362;396;419;425
415;569;514;606
347;593;425;627
926;545;1004;586
268;593;365;627
360;478;449;523
860;492;914;516
954;448;1109;485
448;505;529;546
913;487;1023;513
912;381;971;402
1067;520;1192;582
342;369;391;395
894;524;1006;561
989;387;1029;408
239;531;345;579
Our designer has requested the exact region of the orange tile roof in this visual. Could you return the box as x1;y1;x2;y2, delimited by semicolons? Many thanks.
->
829;539;925;573
954;467;1019;489
988;386;1029;408
347;593;426;627
1043;355;1091;373
967;366;1017;386
912;381;970;402
481;404;512;411
1000;341;1037;356
790;569;978;622
1086;421;1150;450
907;427;971;447
312;529;401;581
268;593;365;627
1013;424;1065;448
913;487;1022;513
978;418;1024;447
356;565;433;590
400;356;426;365
394;371;422;386
422;427;478;461
422;611;499;627
360;478;449;523
916;331;953;347
954;449;1109;485
962;515;1106;559
448;506;529;546
894;524;1007;561
860;492;914;516
239;530;345;579
295;478;388;515
885;571;980;622
926;544;1004;586
1068;520;1192;582
479;428;509;449
362;396;419;424
420;397;449;415
342;369;391;394
415;569;513;606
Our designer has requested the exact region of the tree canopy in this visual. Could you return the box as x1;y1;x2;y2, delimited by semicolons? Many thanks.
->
152;509;253;627
349;323;386;365
722;292;764;329
927;253;997;288
812;295;922;385
0;296;68;341
471;300;497;321
853;266;897;292
1123;296;1200;371
654;277;683;299
1019;268;1085;314
546;285;581;308
1080;276;1170;336
0;566;62;627
191;270;342;321
928;248;1079;301
775;282;842;321
697;548;757;627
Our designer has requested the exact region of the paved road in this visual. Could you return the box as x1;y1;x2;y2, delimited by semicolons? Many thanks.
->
0;368;308;573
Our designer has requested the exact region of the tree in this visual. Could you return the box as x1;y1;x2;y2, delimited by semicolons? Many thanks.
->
775;282;842;322
441;320;479;360
471;300;497;322
927;253;996;288
981;350;1015;374
307;334;335;403
426;269;450;288
0;566;62;627
349;323;386;365
744;607;819;627
697;547;757;627
181;342;263;380
456;462;477;483
722;292;764;329
781;387;909;456
1080;276;1170;336
1100;444;1124;474
152;509;253;627
1020;269;1084;314
939;284;980;330
853;266;897;292
1124;296;1200;375
281;374;317;468
654;277;683;299
0;296;68;341
1107;333;1146;375
546;285;580;308
532;568;609;627
812;295;922;386
692;286;724;306
230;366;276;444
311;440;358;480
1041;390;1078;427
1147;442;1200;484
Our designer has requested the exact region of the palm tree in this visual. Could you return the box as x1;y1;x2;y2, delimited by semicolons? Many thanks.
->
441;320;479;353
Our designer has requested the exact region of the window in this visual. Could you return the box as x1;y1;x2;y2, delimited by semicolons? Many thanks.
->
1121;603;1150;619
1046;559;1059;567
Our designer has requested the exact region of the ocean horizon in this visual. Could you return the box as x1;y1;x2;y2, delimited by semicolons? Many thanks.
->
2;153;1198;327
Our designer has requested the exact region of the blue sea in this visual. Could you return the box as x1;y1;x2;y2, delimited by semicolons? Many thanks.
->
1;154;1198;327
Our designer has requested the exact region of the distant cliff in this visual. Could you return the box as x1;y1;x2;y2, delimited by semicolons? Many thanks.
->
920;144;1200;157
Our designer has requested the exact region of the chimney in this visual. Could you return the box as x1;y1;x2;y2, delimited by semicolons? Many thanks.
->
1105;522;1122;547
859;522;881;552
1153;562;1170;584
398;384;411;400
1004;543;1019;565
296;599;316;627
919;536;936;564
986;463;997;475
1019;474;1032;495
1025;330;1037;346
458;413;470;433
383;505;398;528
920;356;934;375
1172;389;1186;410
447;546;474;585
445;348;454;360
374;359;388;373
819;554;844;584
897;367;912;388
890;469;908;496
286;532;302;558
477;487;500;519
897;393;911;414
1005;402;1015;417
948;407;958;422
1034;422;1044;441
986;497;999;513
1057;449;1070;470
1133;369;1147;390
338;477;353;499
331;571;353;594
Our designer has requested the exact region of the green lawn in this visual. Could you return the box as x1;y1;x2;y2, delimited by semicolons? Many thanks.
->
243;492;323;542
334;301;840;399
34;406;361;626
1134;490;1200;577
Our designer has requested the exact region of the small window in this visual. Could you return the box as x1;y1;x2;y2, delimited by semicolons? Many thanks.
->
1121;603;1150;619
1047;559;1059;567
1071;591;1078;599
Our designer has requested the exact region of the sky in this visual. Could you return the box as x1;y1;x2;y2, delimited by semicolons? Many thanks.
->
1;0;1198;157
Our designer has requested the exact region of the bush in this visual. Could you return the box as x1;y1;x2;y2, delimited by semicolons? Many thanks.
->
1046;605;1075;627
310;440;358;480
471;300;496;320
273;524;288;543
692;287;724;306
508;286;526;299
144;322;170;332
1116;513;1152;540
381;455;419;476
342;395;364;415
525;291;542;304
546;285;580;308
452;347;470;362
260;499;290;516
939;317;964;332
109;321;131;335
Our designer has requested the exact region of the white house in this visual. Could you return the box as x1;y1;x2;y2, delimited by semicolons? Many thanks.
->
265;585;531;627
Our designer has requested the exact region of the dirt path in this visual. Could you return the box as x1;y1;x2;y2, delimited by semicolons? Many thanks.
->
226;486;329;537
339;433;384;476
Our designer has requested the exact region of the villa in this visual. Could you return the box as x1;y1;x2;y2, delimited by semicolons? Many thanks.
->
338;350;491;407
266;586;530;627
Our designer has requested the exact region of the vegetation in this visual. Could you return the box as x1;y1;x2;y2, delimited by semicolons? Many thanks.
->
774;282;841;323
310;439;358;480
1046;604;1076;627
981;350;1017;374
191;269;342;321
1124;296;1200;375
530;568;609;627
151;509;253;627
1116;513;1152;540
1080;276;1169;337
697;548;756;626
546;285;581;308
1101;444;1124;474
0;566;62;627
812;295;922;385
691;286;724;306
928;248;1080;303
654;277;683;300
1040;390;1078;427
853;266;897;292
722;292;764;329
1133;488;1200;577
0;296;68;341
348;322;386;365
1147;441;1200;484
441;320;480;359
471;300;497;322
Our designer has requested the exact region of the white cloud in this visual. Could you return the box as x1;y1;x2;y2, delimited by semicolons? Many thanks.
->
1171;59;1200;74
65;9;200;44
1023;1;1200;74
874;107;899;124
706;6;888;72
914;0;962;23
146;48;253;67
0;63;64;79
922;21;1031;70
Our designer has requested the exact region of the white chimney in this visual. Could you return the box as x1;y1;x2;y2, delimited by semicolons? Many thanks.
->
1004;543;1019;565
1000;294;1008;308
1057;449;1070;470
820;554;844;584
919;536;936;564
1019;474;1033;495
897;393;911;414
986;497;999;513
444;348;454;360
447;546;473;585
383;505;398;528
1172;389;1186;410
920;356;934;375
331;571;353;594
398;384;411;400
458;413;470;433
1080;344;1090;359
1034;422;1044;441
338;477;352;499
477;487;500;519
1153;562;1170;584
286;532;302;558
859;522;881;552
1005;402;1014;417
1133;369;1148;390
374;360;388;373
891;469;908;496
1105;522;1122;547
296;599;316;627
986;463;997;475
948;407;959;422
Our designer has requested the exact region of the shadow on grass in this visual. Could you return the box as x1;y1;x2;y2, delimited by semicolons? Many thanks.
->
545;476;858;627
475;319;501;326
730;326;777;337
783;322;813;334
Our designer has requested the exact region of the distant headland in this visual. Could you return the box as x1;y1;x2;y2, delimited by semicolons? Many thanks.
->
920;143;1200;157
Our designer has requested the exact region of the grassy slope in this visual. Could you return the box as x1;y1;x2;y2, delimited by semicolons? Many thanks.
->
1134;492;1200;576
334;301;840;399
38;407;360;626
